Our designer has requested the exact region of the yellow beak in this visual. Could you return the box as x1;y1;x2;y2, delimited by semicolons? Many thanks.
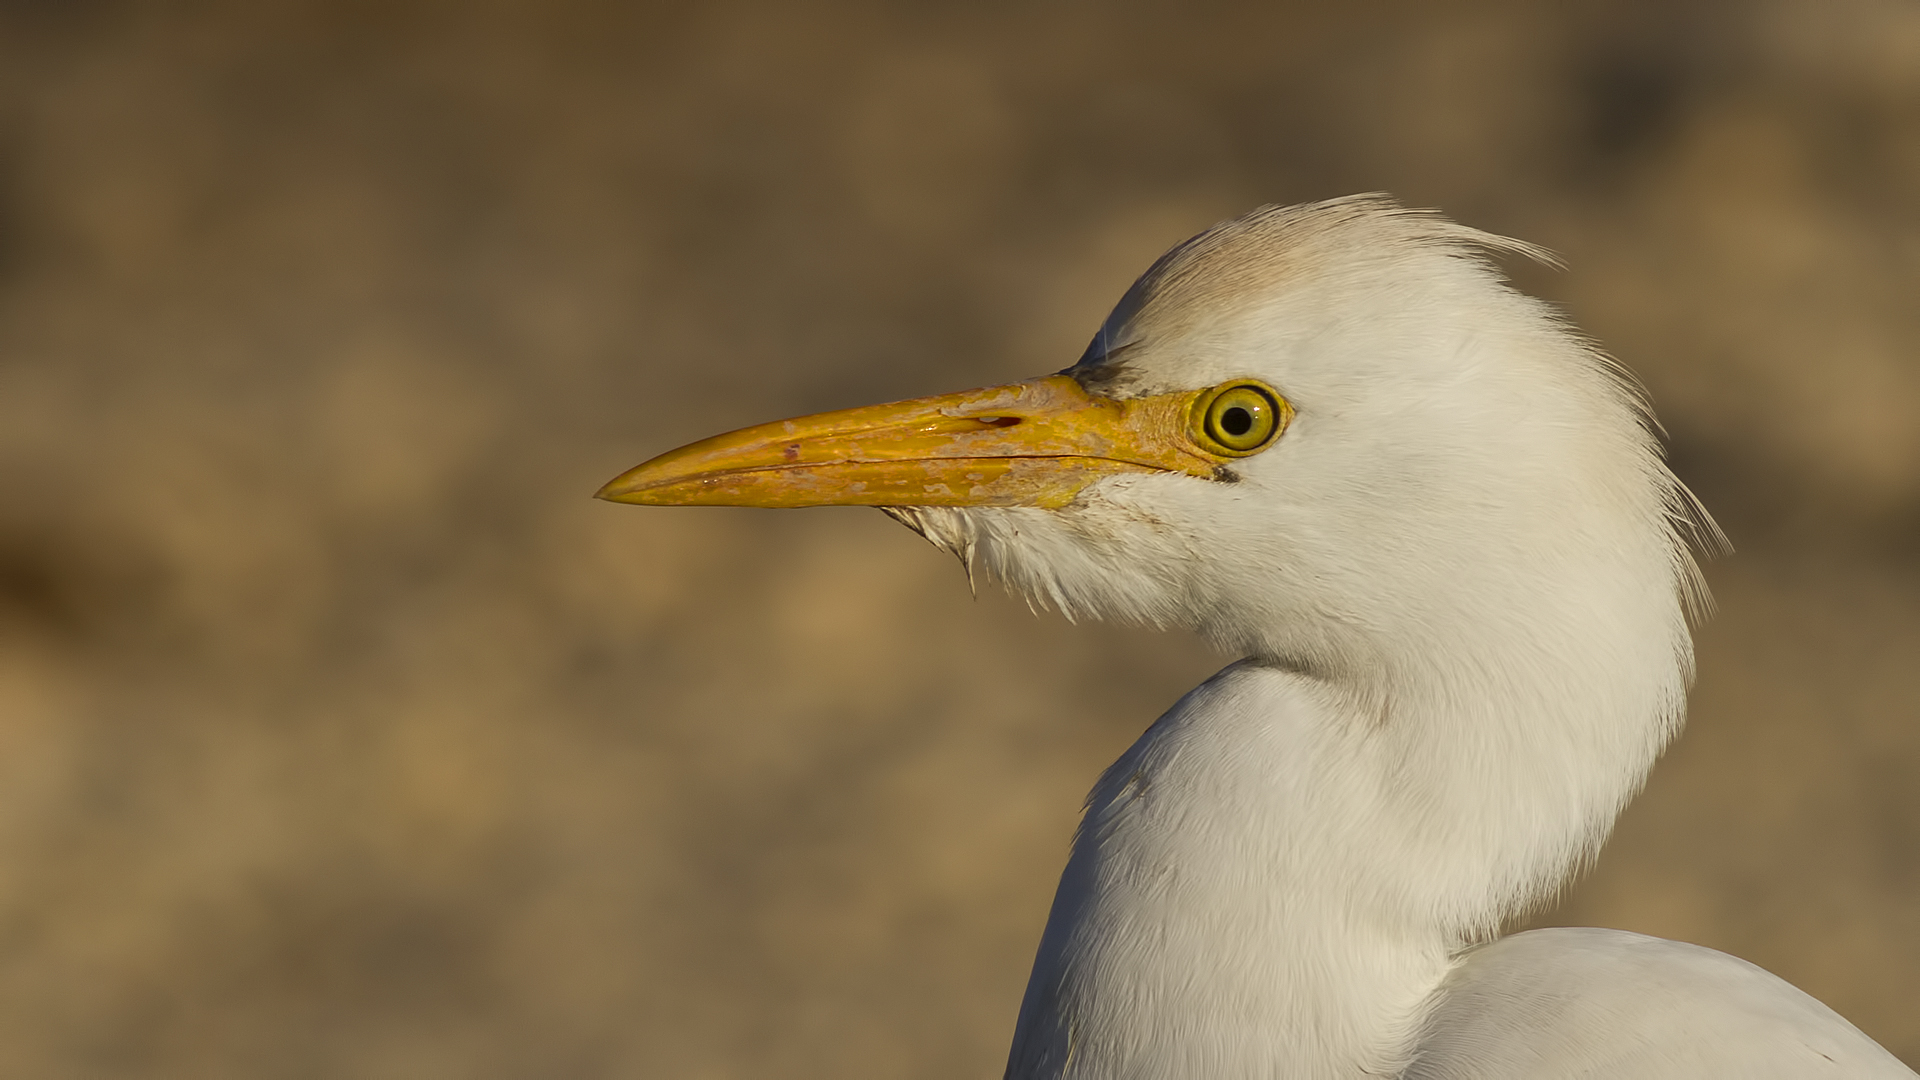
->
596;374;1264;510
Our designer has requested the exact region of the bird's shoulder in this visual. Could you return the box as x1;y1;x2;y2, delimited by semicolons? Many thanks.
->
1403;927;1916;1079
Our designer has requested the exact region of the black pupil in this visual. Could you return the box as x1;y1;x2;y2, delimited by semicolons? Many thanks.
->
1220;406;1253;436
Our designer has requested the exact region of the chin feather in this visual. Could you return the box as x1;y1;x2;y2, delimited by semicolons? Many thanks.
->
881;502;1193;630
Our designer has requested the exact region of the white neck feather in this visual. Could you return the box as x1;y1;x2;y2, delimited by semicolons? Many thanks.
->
1004;581;1688;1078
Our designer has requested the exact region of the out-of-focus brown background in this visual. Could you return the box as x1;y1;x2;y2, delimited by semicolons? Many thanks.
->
1;1;1916;1075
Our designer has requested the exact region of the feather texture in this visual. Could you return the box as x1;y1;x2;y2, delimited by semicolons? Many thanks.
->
888;198;1904;1078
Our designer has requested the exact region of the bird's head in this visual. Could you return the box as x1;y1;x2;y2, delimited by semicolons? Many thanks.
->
602;196;1711;699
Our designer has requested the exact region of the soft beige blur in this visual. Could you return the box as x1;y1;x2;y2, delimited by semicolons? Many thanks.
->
0;2;1916;1076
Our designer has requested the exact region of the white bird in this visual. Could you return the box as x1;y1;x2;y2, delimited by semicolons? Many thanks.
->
599;196;1915;1078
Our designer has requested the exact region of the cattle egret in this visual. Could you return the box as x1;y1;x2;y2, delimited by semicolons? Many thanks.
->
599;196;1916;1078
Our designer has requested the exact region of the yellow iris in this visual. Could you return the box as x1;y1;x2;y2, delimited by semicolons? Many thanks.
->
1192;381;1286;456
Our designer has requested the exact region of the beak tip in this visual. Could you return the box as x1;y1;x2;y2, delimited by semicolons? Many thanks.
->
595;473;649;504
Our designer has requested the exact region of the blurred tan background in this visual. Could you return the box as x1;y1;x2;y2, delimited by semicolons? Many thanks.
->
0;1;1916;1076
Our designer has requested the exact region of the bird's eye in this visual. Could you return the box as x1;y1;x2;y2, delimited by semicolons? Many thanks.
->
1192;381;1286;456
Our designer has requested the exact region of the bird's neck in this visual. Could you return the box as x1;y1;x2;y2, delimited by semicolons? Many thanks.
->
1007;620;1685;1079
